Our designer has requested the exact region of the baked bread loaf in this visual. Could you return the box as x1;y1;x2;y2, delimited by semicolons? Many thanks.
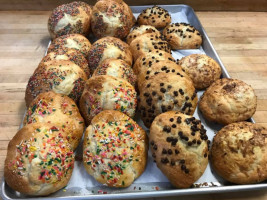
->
25;60;87;107
88;36;133;72
137;6;171;29
163;23;202;49
41;48;90;78
150;111;209;188
23;91;84;149
133;49;176;76
92;58;136;86
126;25;161;45
83;110;148;187
91;0;135;39
199;78;257;125
79;75;137;125
211;122;267;184
178;54;221;89
130;33;171;61
4;123;74;196
139;73;198;128
48;1;92;39
47;34;91;57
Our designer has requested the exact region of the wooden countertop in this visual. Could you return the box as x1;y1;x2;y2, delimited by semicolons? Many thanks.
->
0;11;267;200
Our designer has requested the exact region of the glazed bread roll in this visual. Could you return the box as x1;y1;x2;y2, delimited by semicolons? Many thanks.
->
150;111;209;188
4;123;74;196
25;60;87;107
47;34;91;57
83;110;148;187
199;78;257;125
79;75;137;125
48;1;92;39
211;122;267;184
23;91;84;149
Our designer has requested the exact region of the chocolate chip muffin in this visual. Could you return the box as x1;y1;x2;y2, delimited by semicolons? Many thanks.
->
163;23;202;49
199;78;257;125
137;6;171;29
211;122;267;184
150;111;209;188
139;73;198;128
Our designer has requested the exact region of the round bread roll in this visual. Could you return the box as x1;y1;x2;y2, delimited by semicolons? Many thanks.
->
133;49;176;76
163;23;202;49
199;78;257;125
137;60;189;89
130;33;171;61
47;34;91;57
178;54;221;89
88;36;133;72
48;1;92;39
92;58;136;86
79;75;137;125
4;123;74;196
41;48;90;78
25;60;87;107
139;73;198;128
126;25;161;45
83;110;148;187
23;91;84;149
91;0;134;39
211;122;267;184
150;111;209;188
137;6;171;29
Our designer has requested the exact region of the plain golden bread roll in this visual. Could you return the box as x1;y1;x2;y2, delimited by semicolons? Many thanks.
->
47;34;91;57
91;0;134;39
23;91;84;149
41;48;90;78
150;111;209;188
92;58;136;86
163;23;202;49
211;122;267;184
137;60;190;89
199;78;257;125
178;54;221;89
133;50;176;76
130;33;171;61
79;75;137;125
87;36;133;71
48;1;92;39
137;6;171;29
139;73;198;128
25;60;87;107
126;25;161;45
4;123;74;196
83;110;148;187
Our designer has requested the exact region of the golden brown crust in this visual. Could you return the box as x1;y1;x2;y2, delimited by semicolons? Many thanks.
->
150;111;209;188
83;110;148;187
139;73;198;128
48;1;92;39
163;23;202;50
178;54;222;89
137;6;171;29
211;122;267;184
79;75;137;125
25;60;87;107
4;123;74;196
199;78;257;125
88;36;133;71
23;91;84;149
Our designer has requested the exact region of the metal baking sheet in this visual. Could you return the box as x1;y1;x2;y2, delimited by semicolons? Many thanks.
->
1;4;265;200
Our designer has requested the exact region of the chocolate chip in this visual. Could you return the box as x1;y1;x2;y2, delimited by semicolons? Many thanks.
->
180;159;185;164
197;140;201;145
152;91;157;96
153;145;157;150
160;88;166;93
171;160;175;166
175;149;179;154
181;164;186;170
168;149;172;155
162;148;167;154
170;118;174;122
179;89;184;95
188;141;193;146
150;141;154;145
177;117;182;123
172;124;176;128
174;100;178;104
185;169;189;174
158;96;162;100
160;83;164;86
173;91;178;96
161;157;169;164
204;153;207;158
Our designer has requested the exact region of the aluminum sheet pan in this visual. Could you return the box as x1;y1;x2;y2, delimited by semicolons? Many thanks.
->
1;4;265;200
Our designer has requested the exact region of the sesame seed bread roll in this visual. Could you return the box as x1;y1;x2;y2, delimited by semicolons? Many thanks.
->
4;123;75;196
83;110;148;187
